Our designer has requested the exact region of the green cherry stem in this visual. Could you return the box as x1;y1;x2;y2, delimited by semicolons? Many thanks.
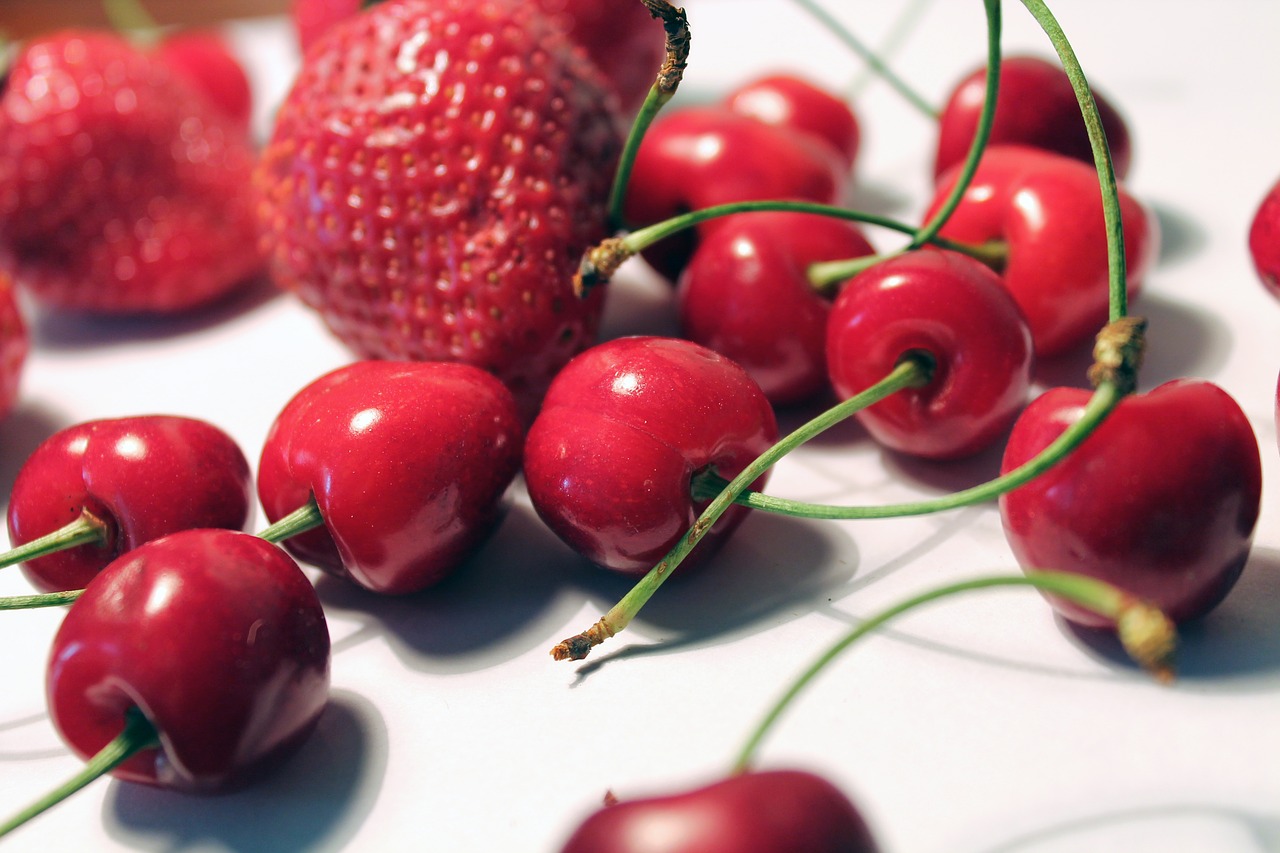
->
0;510;110;572
606;0;692;232
550;354;933;662
729;570;1176;774
256;494;325;544
0;589;83;611
0;707;160;839
102;0;161;39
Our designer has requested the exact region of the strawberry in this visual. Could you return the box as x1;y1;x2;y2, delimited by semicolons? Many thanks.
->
257;0;625;414
291;0;665;112
0;31;264;314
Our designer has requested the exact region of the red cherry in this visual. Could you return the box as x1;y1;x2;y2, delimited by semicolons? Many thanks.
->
722;73;860;169
623;108;849;281
926;145;1158;357
1248;176;1280;300
47;528;330;791
0;269;28;419
257;360;523;595
524;336;778;575
826;249;1034;460
6;416;253;593
934;55;1132;181
558;769;879;853
999;380;1262;626
154;30;254;131
678;211;876;406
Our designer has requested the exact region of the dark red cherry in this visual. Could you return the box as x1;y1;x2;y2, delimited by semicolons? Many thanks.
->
524;336;778;575
934;54;1132;181
558;769;879;853
7;416;253;593
723;73;860;169
47;528;330;791
826;248;1034;460
1248;176;1280;301
999;380;1261;626
926;145;1158;357
154;30;254;131
257;360;523;595
0;268;27;419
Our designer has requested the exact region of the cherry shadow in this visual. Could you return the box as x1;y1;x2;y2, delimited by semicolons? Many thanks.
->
1149;199;1210;268
598;258;679;341
879;431;1008;496
0;402;67;501
106;690;384;853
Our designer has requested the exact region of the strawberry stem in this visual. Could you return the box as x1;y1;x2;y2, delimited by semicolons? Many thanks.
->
729;571;1176;774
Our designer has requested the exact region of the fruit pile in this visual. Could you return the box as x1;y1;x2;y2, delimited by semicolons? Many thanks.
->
0;0;1276;850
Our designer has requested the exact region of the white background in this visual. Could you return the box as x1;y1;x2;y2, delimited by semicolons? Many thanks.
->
1;1;1278;851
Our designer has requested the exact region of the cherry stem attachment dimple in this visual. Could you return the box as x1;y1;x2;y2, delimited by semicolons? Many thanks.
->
256;494;326;544
550;354;933;662
0;707;160;838
729;570;1176;774
0;510;110;572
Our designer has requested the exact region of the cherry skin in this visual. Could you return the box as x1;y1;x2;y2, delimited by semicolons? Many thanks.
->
524;336;778;575
154;31;254;132
257;360;523;595
7;416;253;593
558;769;879;853
0;268;27;420
722;73;860;169
47;528;330;791
678;211;876;406
999;380;1262;627
934;54;1132;182
1248;176;1280;300
623;108;849;281
925;145;1159;358
826;248;1034;460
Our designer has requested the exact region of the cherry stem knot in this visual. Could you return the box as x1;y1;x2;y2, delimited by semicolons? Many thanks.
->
1087;315;1146;394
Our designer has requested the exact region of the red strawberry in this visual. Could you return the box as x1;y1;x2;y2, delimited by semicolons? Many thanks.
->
0;31;264;314
257;0;625;414
291;0;664;113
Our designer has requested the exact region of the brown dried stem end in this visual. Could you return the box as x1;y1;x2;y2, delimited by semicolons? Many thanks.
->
574;236;632;297
550;617;616;661
640;0;691;95
1087;315;1147;394
1115;598;1177;684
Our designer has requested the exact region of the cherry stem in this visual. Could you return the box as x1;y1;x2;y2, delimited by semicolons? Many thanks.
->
256;494;325;544
1018;0;1127;320
0;510;110;572
0;588;83;610
0;707;160;839
605;0;691;232
102;0;161;38
786;0;937;119
729;570;1176;774
550;354;933;662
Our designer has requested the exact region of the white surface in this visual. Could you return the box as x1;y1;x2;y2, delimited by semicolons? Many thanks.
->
1;2;1279;851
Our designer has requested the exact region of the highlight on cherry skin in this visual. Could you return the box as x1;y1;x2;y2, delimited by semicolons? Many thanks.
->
5;415;254;593
722;73;861;170
257;359;523;595
523;335;779;575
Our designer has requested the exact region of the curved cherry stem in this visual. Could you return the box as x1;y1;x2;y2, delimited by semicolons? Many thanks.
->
1018;0;1127;319
256;495;325;544
786;0;937;119
0;511;110;572
0;707;160;838
606;0;691;232
730;570;1176;774
551;354;933;662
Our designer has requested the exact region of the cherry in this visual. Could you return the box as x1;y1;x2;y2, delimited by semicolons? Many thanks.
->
0;269;27;419
925;145;1158;358
558;769;879;853
1248;176;1280;301
999;379;1262;627
6;415;253;594
722;73;860;169
934;54;1132;182
257;360;523;595
524;336;778;575
678;211;876;406
154;30;254;132
42;529;329;795
826;248;1034;459
622;108;849;281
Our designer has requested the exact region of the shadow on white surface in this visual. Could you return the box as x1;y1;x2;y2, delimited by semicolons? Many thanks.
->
0;403;67;500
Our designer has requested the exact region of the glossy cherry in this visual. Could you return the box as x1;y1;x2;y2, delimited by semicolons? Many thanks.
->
999;380;1261;626
678;211;875;406
257;360;523;595
558;769;879;853
1248;176;1280;301
623;108;849;281
722;73;860;169
524;336;778;575
0;269;27;419
154;30;254;132
934;54;1132;181
7;416;253;593
46;528;329;792
925;145;1158;357
826;248;1034;460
